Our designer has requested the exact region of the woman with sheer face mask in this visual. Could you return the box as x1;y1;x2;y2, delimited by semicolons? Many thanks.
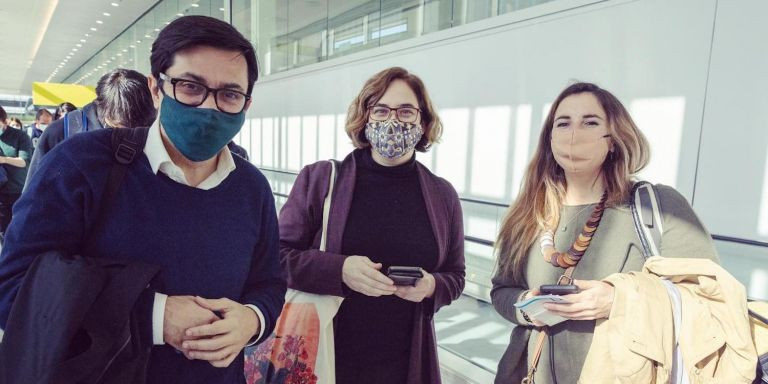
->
491;82;719;383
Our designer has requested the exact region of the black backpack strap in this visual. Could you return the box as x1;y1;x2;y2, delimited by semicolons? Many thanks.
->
630;181;664;259
84;127;150;253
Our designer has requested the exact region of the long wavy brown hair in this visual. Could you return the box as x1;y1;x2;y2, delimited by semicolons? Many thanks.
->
345;67;443;151
496;82;650;284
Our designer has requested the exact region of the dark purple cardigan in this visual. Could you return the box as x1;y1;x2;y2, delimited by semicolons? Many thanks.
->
278;151;466;384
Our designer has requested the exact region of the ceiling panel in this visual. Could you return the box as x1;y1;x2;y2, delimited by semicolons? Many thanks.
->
0;0;157;94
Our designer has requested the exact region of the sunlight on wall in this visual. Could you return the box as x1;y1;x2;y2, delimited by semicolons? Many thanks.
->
240;118;252;159
470;106;511;199
318;114;336;161
466;216;498;244
250;118;261;164
302;116;319;166
287;116;302;171
262;118;275;167
336;113;351;159
541;103;552;124
750;268;768;300
280;117;288;168
631;97;686;187
759;142;768;237
512;104;532;198
434;108;470;194
465;240;495;263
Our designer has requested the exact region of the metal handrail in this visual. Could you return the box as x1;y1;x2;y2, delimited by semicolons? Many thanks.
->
260;166;768;249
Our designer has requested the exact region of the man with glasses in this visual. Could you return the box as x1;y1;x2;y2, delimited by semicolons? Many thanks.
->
0;16;285;384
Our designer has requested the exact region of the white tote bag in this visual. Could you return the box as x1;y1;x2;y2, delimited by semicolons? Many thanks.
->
245;160;343;384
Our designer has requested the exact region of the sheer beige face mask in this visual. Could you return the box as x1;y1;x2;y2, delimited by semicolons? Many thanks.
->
551;123;611;173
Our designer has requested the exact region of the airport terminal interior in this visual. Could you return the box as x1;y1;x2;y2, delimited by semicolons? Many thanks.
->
0;0;767;383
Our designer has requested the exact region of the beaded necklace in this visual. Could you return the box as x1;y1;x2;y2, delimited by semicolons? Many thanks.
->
538;191;608;268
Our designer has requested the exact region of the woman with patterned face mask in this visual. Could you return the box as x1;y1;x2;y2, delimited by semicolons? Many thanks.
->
279;67;465;384
491;82;719;383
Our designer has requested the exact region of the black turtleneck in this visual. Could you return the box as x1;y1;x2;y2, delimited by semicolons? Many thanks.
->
335;148;439;383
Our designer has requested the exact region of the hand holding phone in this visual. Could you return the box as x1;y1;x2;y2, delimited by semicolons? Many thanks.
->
386;266;423;286
539;284;580;295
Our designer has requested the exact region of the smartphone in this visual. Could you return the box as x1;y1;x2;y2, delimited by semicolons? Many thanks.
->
386;266;423;286
539;284;579;295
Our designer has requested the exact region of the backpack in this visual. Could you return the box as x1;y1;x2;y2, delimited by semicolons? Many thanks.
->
0;127;159;384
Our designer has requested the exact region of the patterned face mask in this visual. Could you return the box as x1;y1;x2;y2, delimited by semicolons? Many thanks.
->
364;120;424;159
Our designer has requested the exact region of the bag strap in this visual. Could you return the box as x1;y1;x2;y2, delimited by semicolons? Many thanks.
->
83;128;149;254
319;159;340;252
523;265;576;384
63;110;89;140
631;181;664;259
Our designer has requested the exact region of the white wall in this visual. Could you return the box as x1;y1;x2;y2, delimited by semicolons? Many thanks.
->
246;0;715;200
240;0;768;296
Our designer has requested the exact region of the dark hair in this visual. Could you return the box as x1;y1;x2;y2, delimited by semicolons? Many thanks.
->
0;105;6;121
35;108;52;121
95;68;156;128
54;102;78;120
346;67;442;152
150;15;259;95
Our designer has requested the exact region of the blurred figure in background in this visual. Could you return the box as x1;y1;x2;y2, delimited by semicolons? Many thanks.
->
25;108;52;144
25;68;157;184
7;119;22;130
0;106;32;235
53;102;77;120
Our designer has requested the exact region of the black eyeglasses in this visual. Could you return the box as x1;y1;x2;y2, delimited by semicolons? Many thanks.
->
159;73;250;114
368;105;421;123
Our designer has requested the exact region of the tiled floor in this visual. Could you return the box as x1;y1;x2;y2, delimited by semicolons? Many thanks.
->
435;295;513;378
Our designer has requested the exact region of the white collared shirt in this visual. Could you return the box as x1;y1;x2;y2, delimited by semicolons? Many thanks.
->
145;120;265;346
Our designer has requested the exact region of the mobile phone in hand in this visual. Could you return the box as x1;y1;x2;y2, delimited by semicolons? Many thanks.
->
539;284;579;295
386;266;423;286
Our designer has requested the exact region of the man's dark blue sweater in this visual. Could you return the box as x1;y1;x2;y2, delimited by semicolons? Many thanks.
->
0;128;286;383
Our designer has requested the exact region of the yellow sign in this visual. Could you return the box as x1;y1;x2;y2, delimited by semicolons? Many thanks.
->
31;82;96;107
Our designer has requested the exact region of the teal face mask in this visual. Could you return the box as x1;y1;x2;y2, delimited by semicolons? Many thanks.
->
159;96;245;162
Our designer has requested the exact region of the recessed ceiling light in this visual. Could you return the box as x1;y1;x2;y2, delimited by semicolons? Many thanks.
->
85;33;90;37
122;49;128;52
219;7;225;11
154;28;160;32
165;21;170;25
80;39;86;43
191;3;199;7
103;12;111;16
111;2;119;7
76;44;82;47
96;20;103;24
136;40;141;44
90;27;97;31
72;48;78;51
144;34;151;38
129;45;135;48
116;53;122;56
176;13;183;17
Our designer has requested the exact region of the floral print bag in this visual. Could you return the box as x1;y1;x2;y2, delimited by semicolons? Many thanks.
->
245;160;343;384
